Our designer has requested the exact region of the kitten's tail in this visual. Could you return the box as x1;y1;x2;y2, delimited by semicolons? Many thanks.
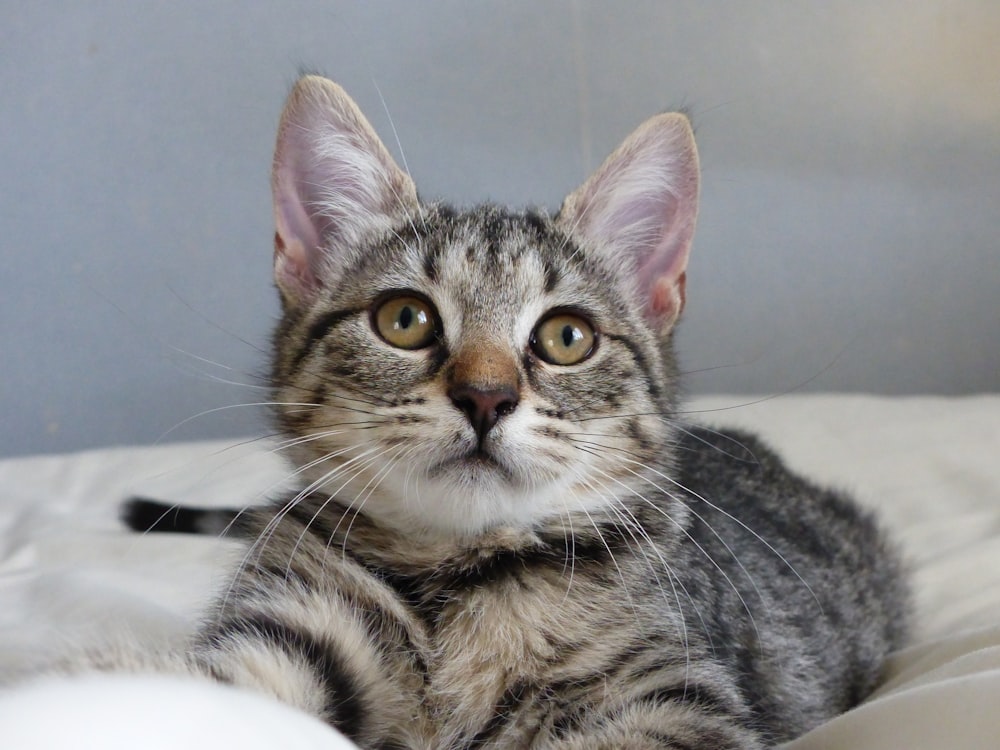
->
120;497;242;537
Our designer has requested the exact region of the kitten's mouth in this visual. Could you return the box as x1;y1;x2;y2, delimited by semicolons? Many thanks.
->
463;448;504;469
430;447;513;480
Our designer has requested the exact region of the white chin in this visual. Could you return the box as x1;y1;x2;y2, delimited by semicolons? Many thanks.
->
374;462;546;536
436;454;517;485
427;471;524;532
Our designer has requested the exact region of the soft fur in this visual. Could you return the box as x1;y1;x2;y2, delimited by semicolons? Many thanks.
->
46;76;910;749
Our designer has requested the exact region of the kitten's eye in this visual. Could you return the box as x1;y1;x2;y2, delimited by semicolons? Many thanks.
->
373;295;438;350
531;313;597;366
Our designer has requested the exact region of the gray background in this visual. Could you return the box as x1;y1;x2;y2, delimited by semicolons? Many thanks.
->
2;1;998;458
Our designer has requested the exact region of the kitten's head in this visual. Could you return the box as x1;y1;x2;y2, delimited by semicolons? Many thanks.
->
269;76;699;537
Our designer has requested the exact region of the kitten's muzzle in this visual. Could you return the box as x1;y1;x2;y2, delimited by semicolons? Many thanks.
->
448;384;519;444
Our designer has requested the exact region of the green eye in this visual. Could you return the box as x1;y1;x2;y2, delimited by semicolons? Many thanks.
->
531;312;597;365
373;295;438;349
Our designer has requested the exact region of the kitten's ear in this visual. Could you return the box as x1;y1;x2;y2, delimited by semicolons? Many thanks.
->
271;75;418;305
558;113;699;334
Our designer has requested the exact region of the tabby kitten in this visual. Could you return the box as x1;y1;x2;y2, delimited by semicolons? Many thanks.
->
125;75;907;749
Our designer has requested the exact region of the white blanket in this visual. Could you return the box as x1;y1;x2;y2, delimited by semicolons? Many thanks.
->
1;394;998;748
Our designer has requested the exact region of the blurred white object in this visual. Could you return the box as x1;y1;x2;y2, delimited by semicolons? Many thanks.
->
0;673;356;750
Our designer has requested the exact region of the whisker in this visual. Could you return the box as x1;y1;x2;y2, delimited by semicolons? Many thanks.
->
154;401;325;444
564;420;760;465
568;458;714;661
565;490;641;624
602;495;705;689
283;444;402;577
569;435;822;616
219;440;383;614
369;78;430;236
572;443;765;649
278;368;393;410
619;453;824;615
336;442;415;559
163;282;268;356
675;333;860;416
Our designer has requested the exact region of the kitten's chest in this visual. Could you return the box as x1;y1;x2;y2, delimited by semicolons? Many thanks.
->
414;573;619;744
321;524;652;743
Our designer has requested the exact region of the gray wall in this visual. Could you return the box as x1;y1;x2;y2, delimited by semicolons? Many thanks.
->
2;1;998;457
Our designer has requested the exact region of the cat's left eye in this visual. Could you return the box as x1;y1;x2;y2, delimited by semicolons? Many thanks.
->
531;312;597;366
373;295;439;350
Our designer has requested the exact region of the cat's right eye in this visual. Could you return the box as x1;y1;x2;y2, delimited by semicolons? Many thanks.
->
372;295;439;350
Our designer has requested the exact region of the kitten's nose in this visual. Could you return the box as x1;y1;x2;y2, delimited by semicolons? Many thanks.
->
448;384;519;442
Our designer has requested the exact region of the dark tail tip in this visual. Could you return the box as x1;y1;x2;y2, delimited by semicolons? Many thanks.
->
121;497;205;534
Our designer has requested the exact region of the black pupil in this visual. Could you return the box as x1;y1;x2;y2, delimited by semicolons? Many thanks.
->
399;306;414;329
561;324;576;347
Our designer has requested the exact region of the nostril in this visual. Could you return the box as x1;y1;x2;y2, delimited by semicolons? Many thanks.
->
451;395;478;423
495;399;516;418
448;384;519;440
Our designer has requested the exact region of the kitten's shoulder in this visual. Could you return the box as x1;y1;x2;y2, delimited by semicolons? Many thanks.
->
671;422;867;521
673;423;789;483
671;420;902;572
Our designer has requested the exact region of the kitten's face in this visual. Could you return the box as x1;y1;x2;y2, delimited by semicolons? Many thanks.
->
272;208;674;535
267;76;698;536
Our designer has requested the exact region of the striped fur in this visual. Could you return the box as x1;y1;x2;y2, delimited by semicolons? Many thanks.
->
181;425;906;749
57;76;910;748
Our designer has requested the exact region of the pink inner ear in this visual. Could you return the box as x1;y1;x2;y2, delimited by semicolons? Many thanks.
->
272;171;323;299
273;135;322;299
636;192;693;325
273;232;314;301
561;112;699;333
600;178;695;329
649;271;687;327
268;77;420;307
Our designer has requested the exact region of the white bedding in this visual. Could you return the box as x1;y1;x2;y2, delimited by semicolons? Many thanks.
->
1;394;998;748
